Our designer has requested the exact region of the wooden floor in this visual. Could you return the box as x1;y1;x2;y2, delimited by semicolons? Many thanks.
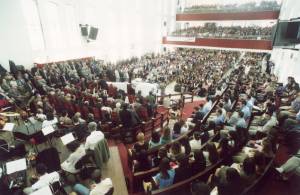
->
102;146;129;195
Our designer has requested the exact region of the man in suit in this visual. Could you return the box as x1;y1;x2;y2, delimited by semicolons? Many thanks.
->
119;104;133;128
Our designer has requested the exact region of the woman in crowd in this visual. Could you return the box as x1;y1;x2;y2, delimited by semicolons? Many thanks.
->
240;157;257;186
191;149;206;175
149;131;161;148
203;142;219;166
160;127;172;145
169;141;186;161
153;158;175;189
152;147;169;167
132;132;149;170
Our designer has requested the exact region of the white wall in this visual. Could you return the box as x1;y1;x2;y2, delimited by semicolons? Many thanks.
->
279;0;300;20
271;48;300;83
0;0;176;68
270;0;300;83
0;0;33;70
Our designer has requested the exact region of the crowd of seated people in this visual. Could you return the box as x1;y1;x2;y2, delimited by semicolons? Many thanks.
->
134;52;294;194
175;49;239;94
189;54;300;195
171;24;274;40
182;0;281;13
2;46;300;195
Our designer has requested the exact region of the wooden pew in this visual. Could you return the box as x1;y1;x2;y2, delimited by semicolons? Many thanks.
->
151;160;223;195
241;158;274;195
131;134;219;191
129;86;229;192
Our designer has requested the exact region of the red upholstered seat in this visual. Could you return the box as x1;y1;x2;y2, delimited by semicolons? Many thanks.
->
91;107;102;121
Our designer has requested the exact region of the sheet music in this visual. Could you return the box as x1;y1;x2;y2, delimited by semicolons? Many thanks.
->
6;158;27;174
42;125;55;136
30;185;53;195
60;133;75;145
2;123;14;132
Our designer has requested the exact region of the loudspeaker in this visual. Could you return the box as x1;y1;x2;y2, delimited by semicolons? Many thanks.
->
80;26;88;36
88;27;98;40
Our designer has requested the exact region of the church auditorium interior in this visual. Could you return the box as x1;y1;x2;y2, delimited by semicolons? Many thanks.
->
1;0;300;195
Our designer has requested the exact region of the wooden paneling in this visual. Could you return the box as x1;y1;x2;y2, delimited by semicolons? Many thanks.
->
176;11;280;21
162;37;272;50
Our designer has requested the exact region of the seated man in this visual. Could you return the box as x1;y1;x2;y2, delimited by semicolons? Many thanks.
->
85;122;105;151
202;96;213;115
61;141;86;174
214;109;225;126
249;112;278;136
73;169;113;195
240;100;251;120
23;163;60;194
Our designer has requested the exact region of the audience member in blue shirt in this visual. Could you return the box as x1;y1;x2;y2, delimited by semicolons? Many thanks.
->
153;158;175;189
203;96;213;115
214;109;225;126
241;100;251;120
246;95;255;112
236;111;247;128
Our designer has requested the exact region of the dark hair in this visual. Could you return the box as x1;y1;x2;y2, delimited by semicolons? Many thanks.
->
226;167;240;183
194;132;201;141
218;138;230;158
66;140;80;152
181;136;191;155
159;158;171;179
173;122;182;135
36;163;47;175
243;157;256;176
151;131;160;144
206;143;219;164
177;154;189;169
61;110;68;117
191;182;210;195
46;112;54;120
217;109;222;115
253;151;266;169
171;142;182;156
228;130;239;148
194;149;206;168
122;103;128;110
158;147;168;158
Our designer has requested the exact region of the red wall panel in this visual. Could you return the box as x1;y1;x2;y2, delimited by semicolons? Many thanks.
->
176;11;279;21
162;37;272;50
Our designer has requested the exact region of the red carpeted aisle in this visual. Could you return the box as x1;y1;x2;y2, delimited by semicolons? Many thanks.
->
181;100;206;119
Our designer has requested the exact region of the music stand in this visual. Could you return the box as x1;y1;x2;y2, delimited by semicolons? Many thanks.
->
30;185;53;195
5;158;27;175
60;133;76;145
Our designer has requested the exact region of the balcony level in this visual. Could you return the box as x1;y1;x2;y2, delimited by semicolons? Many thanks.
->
176;11;280;21
162;36;272;50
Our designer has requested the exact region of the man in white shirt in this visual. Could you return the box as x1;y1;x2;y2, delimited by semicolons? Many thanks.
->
189;132;202;152
85;122;104;151
61;141;86;174
23;164;60;194
73;169;113;195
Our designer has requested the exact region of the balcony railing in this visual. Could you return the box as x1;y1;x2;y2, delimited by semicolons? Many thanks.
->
178;1;281;14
